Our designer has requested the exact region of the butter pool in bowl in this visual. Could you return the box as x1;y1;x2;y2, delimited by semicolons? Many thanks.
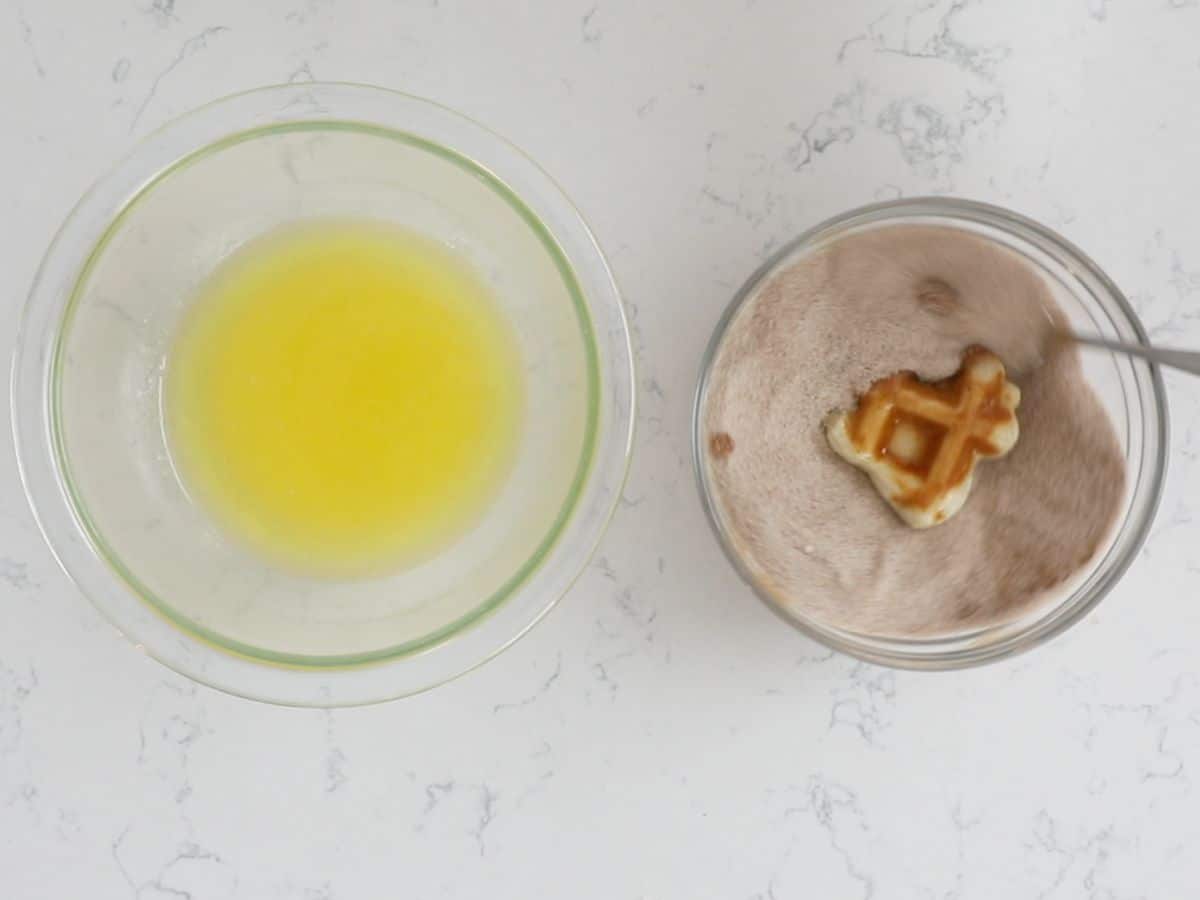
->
13;84;634;706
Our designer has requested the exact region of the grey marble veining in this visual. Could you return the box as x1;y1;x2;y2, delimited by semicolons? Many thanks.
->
3;0;1200;896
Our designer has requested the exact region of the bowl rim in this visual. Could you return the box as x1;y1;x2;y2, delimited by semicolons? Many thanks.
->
692;196;1168;670
12;82;637;705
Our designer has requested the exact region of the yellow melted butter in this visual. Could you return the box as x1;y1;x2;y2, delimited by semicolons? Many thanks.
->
166;219;524;577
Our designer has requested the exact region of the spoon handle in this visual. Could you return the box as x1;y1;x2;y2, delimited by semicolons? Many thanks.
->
1069;333;1200;378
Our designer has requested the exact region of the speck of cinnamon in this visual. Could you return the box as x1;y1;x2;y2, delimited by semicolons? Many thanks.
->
710;432;735;459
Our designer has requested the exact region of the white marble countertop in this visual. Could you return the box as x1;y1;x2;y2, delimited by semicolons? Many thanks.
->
4;1;1200;896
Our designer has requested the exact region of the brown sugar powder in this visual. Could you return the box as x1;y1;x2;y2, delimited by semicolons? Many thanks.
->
702;225;1127;637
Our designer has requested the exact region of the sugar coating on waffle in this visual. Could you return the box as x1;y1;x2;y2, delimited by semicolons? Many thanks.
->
824;347;1021;528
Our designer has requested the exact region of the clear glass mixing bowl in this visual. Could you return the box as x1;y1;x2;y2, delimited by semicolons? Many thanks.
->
13;84;635;705
693;198;1167;669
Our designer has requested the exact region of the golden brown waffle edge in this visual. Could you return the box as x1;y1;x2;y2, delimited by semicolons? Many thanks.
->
824;347;1021;529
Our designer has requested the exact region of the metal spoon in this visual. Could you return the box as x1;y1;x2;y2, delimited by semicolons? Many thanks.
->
1062;331;1200;378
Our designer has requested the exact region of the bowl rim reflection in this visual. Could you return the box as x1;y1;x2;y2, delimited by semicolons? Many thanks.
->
12;83;636;706
692;196;1168;669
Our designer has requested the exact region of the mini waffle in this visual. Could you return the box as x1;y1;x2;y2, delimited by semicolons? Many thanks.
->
824;347;1021;528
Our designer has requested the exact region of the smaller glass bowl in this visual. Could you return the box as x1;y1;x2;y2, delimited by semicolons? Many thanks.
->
13;84;635;706
693;198;1167;669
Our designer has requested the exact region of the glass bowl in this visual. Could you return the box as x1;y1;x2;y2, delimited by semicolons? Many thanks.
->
693;197;1167;669
13;83;635;706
